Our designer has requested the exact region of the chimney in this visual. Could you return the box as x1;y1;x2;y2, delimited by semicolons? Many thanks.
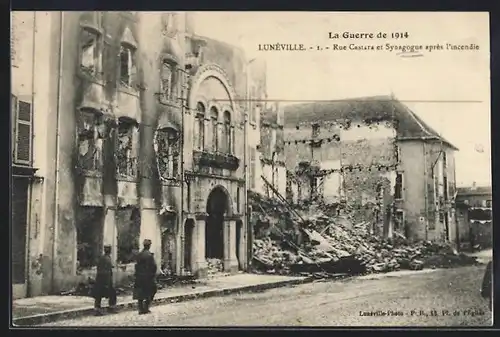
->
471;181;477;190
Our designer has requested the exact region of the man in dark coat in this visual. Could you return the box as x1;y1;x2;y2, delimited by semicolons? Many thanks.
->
133;239;158;314
481;260;493;311
91;245;117;315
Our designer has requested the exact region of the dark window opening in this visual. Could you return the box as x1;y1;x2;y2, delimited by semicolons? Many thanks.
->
184;220;195;272
223;111;232;153
312;124;320;138
210;107;218;151
310;177;318;200
194;102;205;150
76;207;104;270
117;208;141;264
395;173;403;199
116;120;138;177
161;61;176;101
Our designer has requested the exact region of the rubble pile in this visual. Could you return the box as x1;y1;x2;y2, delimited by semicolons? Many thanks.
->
206;258;224;275
250;193;479;276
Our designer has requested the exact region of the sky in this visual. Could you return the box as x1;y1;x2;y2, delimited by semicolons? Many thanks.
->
192;12;491;187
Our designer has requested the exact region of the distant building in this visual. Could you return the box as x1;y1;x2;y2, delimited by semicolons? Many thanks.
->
283;95;459;242
455;183;492;249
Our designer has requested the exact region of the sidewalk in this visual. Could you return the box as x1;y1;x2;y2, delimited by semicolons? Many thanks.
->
12;273;315;326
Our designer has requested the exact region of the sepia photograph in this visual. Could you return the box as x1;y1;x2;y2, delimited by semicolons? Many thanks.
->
11;11;492;327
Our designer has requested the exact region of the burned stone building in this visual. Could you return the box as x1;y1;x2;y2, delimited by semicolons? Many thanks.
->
245;58;286;198
11;11;261;297
283;96;459;242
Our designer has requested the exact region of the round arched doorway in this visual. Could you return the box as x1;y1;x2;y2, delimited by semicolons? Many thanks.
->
205;186;230;260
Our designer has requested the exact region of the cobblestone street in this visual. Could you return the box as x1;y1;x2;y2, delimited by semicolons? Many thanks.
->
42;265;492;327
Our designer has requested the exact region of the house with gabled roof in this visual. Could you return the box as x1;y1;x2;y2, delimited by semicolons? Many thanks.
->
283;95;459;242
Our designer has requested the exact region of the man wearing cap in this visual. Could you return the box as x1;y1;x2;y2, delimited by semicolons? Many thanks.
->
91;244;117;316
133;239;158;314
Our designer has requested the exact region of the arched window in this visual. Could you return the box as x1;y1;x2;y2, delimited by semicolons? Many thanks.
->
194;102;205;150
223;111;231;153
210;106;218;152
156;127;180;179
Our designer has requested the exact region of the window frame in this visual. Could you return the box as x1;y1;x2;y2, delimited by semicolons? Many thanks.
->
156;127;180;180
119;43;137;88
394;172;404;200
194;102;206;150
116;118;139;178
160;59;178;103
223;110;232;154
78;22;103;79
209;106;219;152
11;95;33;166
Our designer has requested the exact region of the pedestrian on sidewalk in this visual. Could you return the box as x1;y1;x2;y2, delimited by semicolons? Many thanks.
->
91;244;117;316
133;239;158;315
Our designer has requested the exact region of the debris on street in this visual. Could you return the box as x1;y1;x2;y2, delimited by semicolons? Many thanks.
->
206;258;224;275
249;190;479;278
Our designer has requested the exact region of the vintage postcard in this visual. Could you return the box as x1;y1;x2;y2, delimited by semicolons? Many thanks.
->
11;11;492;327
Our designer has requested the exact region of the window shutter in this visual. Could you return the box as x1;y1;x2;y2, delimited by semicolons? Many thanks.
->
14;99;33;165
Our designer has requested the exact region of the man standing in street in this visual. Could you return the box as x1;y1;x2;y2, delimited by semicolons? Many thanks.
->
91;244;117;316
133;239;158;315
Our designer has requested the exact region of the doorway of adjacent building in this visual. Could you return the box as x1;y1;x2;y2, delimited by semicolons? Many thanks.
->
236;220;243;270
205;187;228;260
12;177;29;299
184;219;195;273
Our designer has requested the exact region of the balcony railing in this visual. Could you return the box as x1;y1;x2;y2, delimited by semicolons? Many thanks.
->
193;150;240;171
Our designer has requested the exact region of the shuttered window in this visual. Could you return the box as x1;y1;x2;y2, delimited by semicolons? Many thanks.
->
12;95;32;165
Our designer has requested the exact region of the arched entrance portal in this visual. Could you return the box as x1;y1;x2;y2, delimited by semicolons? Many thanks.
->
206;186;229;260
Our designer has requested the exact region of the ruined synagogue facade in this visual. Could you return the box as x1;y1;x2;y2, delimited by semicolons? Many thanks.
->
283;96;459;242
11;11;264;298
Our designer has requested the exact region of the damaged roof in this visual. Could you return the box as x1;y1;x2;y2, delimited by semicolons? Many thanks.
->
456;186;492;197
283;95;459;150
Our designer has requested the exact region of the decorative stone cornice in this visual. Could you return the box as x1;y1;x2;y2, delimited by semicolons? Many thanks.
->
188;63;238;113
